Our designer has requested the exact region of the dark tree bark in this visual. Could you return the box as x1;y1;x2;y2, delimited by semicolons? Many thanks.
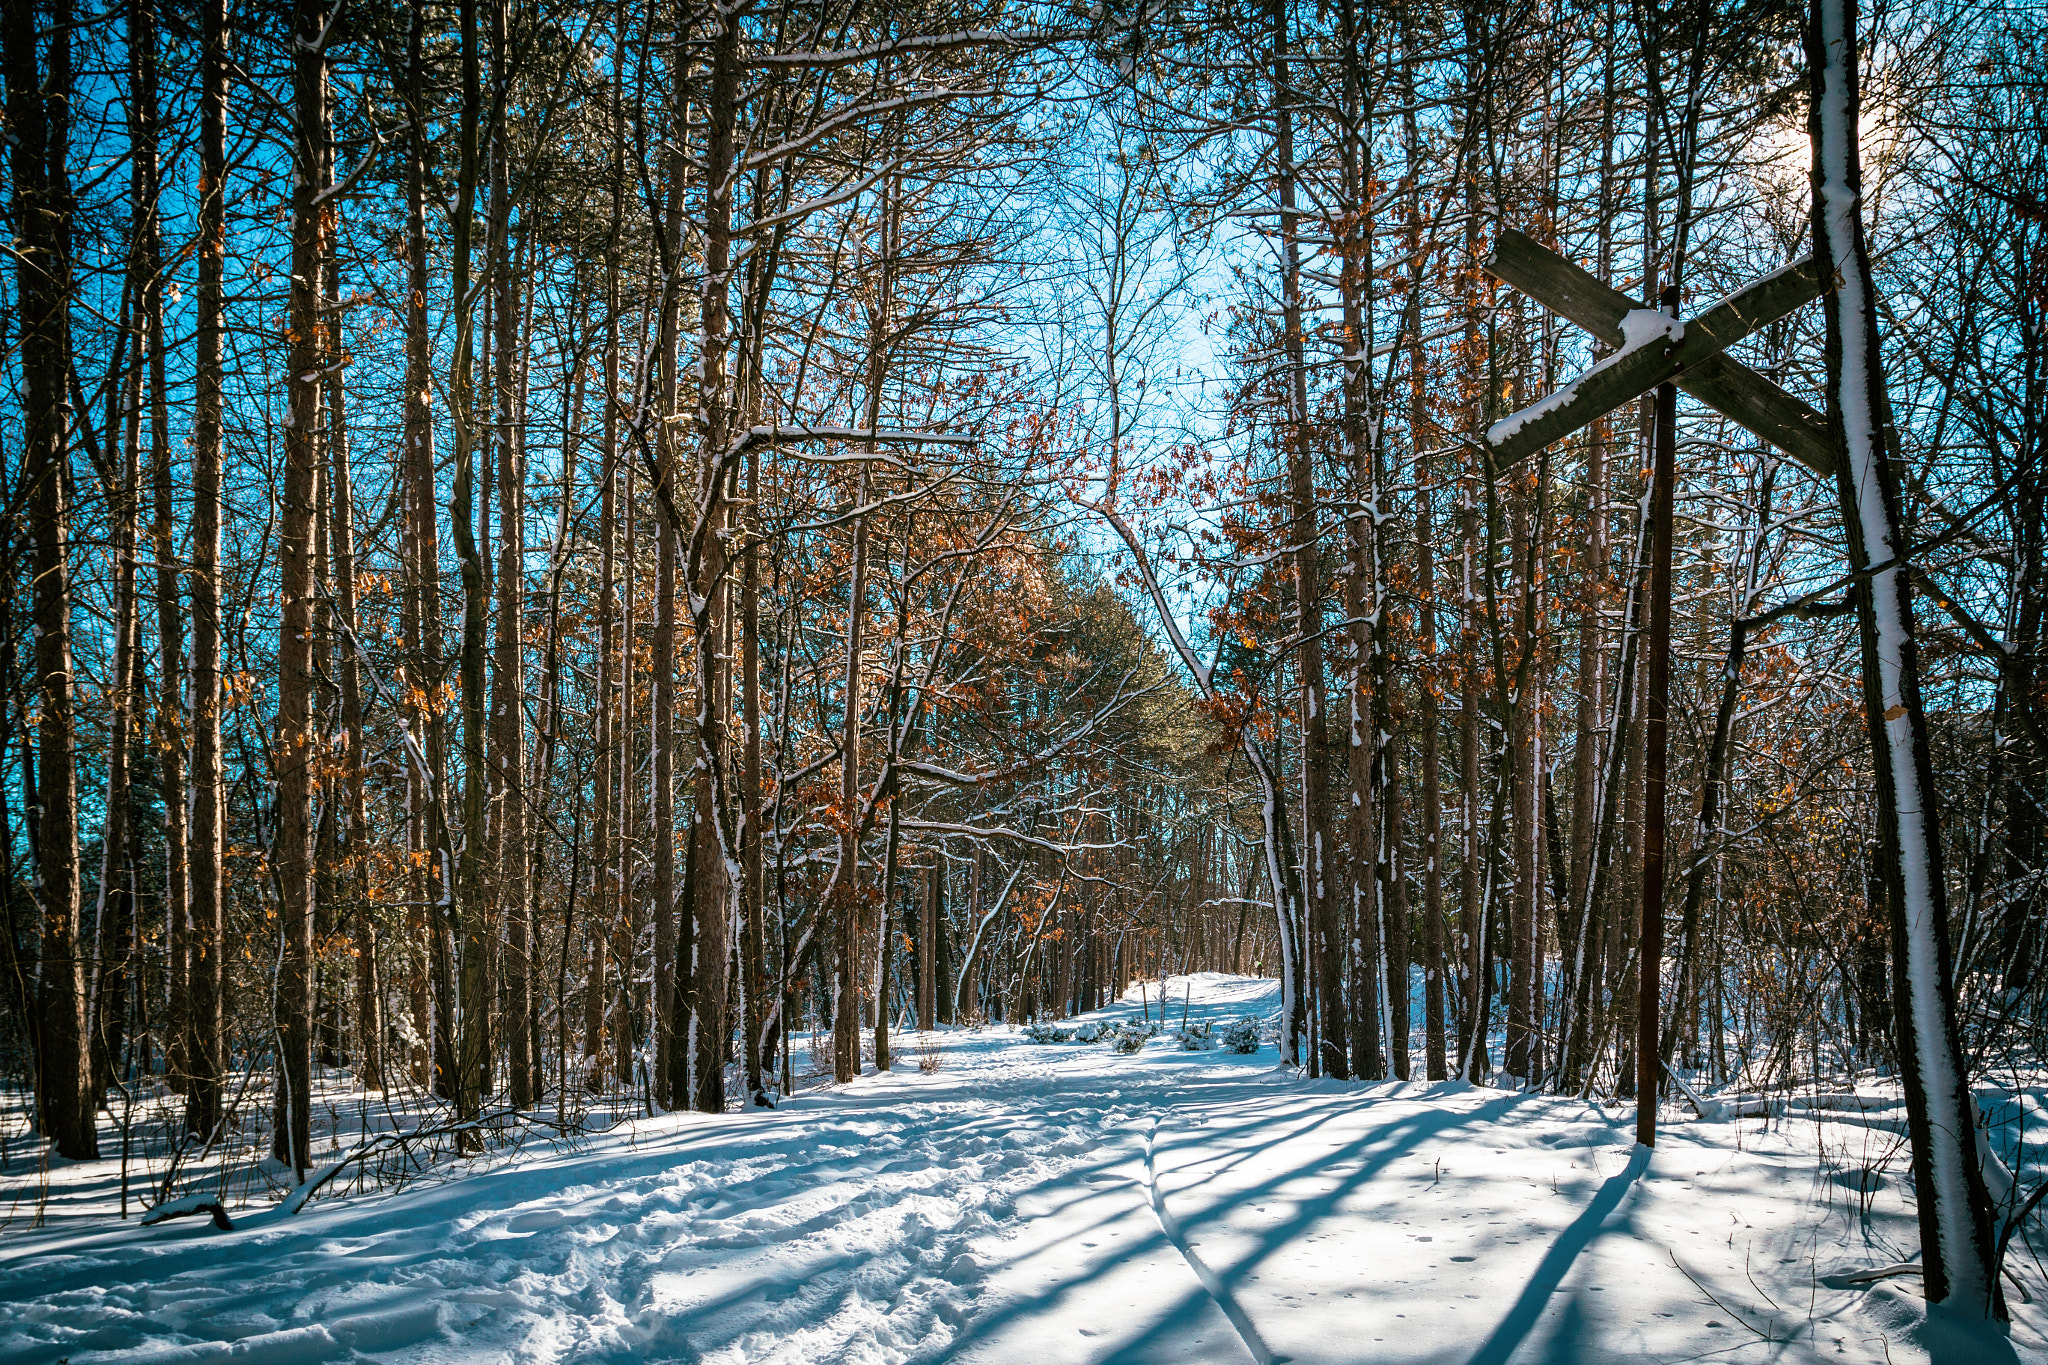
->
8;0;93;1161
92;280;140;1113
451;0;492;1139
184;0;227;1140
271;0;329;1181
488;0;532;1110
1274;0;1345;1083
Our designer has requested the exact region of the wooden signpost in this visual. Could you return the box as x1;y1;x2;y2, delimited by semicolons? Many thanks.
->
1479;230;1836;1147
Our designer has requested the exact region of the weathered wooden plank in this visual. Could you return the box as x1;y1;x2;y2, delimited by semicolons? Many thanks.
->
1485;256;1832;470
1484;229;1632;346
1677;354;1837;477
1484;229;1838;478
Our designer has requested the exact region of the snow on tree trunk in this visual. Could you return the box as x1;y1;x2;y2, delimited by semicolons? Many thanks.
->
1807;0;2001;1318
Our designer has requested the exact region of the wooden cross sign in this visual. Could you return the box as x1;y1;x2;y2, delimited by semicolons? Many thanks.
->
1476;228;1835;1148
1481;229;1838;477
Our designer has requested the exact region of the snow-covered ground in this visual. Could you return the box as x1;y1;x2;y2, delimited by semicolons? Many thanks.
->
0;973;2040;1364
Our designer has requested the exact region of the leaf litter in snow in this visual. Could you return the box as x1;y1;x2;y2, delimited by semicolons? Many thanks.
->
0;971;2041;1364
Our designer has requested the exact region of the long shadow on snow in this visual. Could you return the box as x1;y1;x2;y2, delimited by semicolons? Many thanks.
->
1464;1141;1646;1365
1134;1082;1651;1363
947;1070;1531;1362
941;1170;1241;1365
1156;1084;1534;1288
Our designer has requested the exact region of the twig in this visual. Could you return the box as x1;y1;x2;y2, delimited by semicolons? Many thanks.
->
1667;1250;1774;1341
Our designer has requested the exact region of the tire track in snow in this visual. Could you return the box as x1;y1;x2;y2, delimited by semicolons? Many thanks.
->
1144;1115;1277;1365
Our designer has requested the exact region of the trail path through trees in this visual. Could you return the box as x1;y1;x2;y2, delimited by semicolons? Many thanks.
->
1;975;2032;1365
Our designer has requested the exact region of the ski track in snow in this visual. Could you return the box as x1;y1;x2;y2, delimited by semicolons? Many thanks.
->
1143;1114;1275;1365
1;973;2042;1365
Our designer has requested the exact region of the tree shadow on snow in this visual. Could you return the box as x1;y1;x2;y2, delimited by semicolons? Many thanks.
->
1465;1142;1647;1365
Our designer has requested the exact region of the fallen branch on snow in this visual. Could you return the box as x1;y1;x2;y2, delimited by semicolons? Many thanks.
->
139;1195;235;1231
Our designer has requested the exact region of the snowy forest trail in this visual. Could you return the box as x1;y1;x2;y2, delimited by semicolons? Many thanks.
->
1;974;2036;1365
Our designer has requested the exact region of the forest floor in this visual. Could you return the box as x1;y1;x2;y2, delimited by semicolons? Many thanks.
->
0;972;2042;1364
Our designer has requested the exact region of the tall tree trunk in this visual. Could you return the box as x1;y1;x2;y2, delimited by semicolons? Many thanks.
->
6;0;93;1162
329;355;377;1093
1401;49;1447;1080
1384;739;1413;1079
739;444;768;1104
324;172;374;1090
185;0;227;1138
650;103;689;1110
93;281;140;1111
135;0;184;1110
833;474;870;1084
1563;17;1619;1091
1807;0;2000;1313
615;462;639;1093
488;0;531;1109
450;0;492;1137
1274;0;1345;1082
399;0;455;1100
587;58;623;1090
272;0;328;1180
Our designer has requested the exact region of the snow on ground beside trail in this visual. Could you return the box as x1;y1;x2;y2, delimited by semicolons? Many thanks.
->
1;973;2041;1364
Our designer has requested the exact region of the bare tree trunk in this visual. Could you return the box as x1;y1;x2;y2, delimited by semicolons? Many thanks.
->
653;475;679;1107
5;0;91;1161
1563;24;1619;1092
1399;34;1446;1079
1384;739;1412;1080
1634;293;1677;1140
874;802;900;1071
1505;477;1537;1084
488;0;531;1111
1455;487;1484;1081
272;0;328;1180
614;465;638;1094
1274;0;1344;1082
1808;0;1998;1313
314;76;374;1092
740;445;768;1103
184;0;227;1138
650;101;688;1110
587;62;623;1090
93;280;140;1112
450;0;492;1139
919;864;938;1028
398;0;455;1101
834;472;870;1082
135;0;183;1110
686;505;731;1115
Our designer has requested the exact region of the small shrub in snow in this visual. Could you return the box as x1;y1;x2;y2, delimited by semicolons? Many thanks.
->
1021;1021;1070;1044
1176;1021;1214;1051
1219;1016;1264;1054
1107;1020;1158;1054
806;1022;832;1075
1070;1021;1104;1043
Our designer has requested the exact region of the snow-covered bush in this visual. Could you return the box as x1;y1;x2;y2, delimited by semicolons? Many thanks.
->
1070;1021;1104;1043
1107;1020;1157;1054
1022;1021;1070;1044
1175;1021;1214;1051
1219;1016;1264;1054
